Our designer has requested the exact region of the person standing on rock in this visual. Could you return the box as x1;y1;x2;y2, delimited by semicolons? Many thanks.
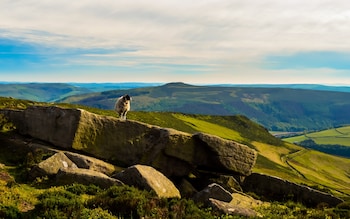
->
115;94;131;120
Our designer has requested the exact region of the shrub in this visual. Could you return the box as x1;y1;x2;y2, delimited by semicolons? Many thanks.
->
88;185;153;218
88;185;215;219
65;183;87;195
337;201;350;210
0;204;21;219
29;190;84;219
334;201;350;218
65;183;102;195
168;199;214;219
80;207;116;219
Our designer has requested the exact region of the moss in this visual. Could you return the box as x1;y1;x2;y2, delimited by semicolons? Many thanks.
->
0;114;15;132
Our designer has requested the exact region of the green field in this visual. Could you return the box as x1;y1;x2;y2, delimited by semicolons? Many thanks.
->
284;126;350;147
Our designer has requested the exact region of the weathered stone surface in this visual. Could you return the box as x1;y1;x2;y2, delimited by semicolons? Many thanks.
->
177;179;198;198
209;198;257;217
1;106;257;178
64;151;117;176
29;152;77;179
56;168;123;188
242;173;344;207
72;110;153;165
230;192;263;209
209;175;243;193
193;183;233;204
113;164;181;198
0;109;23;131
21;106;80;149
193;133;257;176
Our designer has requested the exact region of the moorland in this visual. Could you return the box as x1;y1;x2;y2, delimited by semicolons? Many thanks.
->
0;82;350;218
0;95;350;218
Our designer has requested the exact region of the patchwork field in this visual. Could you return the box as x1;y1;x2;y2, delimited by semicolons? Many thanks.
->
284;126;350;146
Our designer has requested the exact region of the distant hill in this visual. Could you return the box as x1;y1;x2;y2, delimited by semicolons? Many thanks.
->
67;82;162;92
0;83;91;102
60;82;350;132
0;82;162;102
217;84;350;93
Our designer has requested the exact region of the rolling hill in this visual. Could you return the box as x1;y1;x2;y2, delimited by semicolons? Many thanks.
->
60;82;350;132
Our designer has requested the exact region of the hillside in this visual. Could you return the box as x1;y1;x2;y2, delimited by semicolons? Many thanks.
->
130;111;350;198
1;97;350;200
60;82;350;132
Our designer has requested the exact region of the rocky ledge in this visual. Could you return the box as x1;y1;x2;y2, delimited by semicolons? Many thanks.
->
1;106;257;178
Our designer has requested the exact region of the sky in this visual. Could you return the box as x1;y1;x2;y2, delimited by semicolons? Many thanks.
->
1;0;350;85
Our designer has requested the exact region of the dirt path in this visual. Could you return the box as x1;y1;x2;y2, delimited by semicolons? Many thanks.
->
281;149;308;179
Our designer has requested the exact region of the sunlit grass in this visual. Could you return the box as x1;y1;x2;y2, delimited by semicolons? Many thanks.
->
288;150;350;197
284;126;350;146
0;180;38;212
252;141;291;168
173;114;244;142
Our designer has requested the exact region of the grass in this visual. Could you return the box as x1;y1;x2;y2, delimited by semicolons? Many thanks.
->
284;126;350;146
287;150;350;197
172;114;244;142
0;181;38;212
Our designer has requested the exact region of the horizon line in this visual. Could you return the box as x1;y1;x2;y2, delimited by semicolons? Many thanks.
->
0;81;350;87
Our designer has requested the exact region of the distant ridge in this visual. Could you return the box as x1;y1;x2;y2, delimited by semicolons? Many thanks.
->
60;83;350;132
210;84;350;93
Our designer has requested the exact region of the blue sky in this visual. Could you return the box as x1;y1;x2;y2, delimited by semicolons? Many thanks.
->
1;0;350;85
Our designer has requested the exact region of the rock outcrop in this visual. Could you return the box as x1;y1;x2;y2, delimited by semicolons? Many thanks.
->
193;133;257;176
18;106;81;149
29;152;77;179
113;164;181;198
209;175;243;193
64;151;117;176
193;183;233;204
208;198;258;217
242;173;344;207
192;183;259;217
0;106;258;178
56;168;123;188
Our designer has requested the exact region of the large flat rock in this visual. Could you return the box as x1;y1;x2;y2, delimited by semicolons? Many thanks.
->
56;168;123;188
113;164;181;198
242;173;344;207
1;106;258;178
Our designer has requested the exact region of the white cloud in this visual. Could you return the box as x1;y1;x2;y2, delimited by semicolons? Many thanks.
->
1;0;350;83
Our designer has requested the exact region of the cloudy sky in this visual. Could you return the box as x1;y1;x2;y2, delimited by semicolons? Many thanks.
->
1;0;350;84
